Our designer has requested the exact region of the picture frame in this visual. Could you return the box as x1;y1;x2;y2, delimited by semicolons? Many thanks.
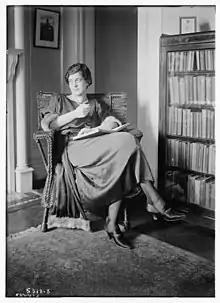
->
34;8;60;49
180;17;196;34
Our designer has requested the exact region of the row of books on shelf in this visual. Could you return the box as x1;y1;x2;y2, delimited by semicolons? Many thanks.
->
165;170;215;210
168;107;215;139
168;75;215;105
167;139;215;175
168;49;215;72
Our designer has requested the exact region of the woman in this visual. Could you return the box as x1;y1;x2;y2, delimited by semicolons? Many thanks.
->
41;63;185;249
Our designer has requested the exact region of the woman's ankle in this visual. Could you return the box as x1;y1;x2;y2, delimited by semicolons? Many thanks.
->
141;182;166;213
146;203;160;214
105;216;117;232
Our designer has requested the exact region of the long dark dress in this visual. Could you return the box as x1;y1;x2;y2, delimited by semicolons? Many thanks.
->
41;94;154;216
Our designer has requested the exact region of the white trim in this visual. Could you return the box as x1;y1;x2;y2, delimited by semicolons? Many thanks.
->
137;7;162;186
6;53;18;193
60;7;64;93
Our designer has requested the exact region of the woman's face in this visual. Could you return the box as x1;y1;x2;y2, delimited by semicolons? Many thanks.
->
68;72;88;97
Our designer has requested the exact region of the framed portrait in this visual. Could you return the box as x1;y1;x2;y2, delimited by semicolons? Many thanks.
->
34;8;60;49
180;17;196;34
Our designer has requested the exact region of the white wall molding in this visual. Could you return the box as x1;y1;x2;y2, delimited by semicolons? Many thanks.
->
137;7;162;186
6;50;20;193
14;6;33;193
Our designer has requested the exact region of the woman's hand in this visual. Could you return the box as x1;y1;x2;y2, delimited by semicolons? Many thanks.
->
74;103;90;119
100;116;121;130
49;103;90;131
78;127;94;136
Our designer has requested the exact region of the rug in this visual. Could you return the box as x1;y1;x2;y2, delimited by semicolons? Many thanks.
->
6;227;215;297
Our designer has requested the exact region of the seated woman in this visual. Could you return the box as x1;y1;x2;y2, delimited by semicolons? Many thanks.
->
41;63;185;249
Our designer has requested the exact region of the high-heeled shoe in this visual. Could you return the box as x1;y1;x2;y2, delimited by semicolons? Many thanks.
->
163;208;186;222
104;218;133;249
147;203;186;222
147;203;161;220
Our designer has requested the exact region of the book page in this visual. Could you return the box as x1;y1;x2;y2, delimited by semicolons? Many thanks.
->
71;123;130;141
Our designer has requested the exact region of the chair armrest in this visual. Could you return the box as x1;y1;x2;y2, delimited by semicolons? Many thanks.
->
127;127;143;142
33;130;54;141
33;130;55;171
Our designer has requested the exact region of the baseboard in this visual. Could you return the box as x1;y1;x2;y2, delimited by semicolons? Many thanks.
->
177;203;215;231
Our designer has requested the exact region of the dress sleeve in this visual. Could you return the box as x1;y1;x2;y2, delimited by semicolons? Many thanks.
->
41;94;61;131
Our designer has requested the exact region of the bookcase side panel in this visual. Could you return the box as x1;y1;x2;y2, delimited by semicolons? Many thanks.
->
158;39;168;192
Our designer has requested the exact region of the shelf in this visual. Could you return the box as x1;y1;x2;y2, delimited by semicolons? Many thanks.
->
168;70;215;76
168;103;215;110
167;134;215;144
167;166;215;178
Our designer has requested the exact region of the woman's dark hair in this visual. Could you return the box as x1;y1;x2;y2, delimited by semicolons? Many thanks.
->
64;63;92;87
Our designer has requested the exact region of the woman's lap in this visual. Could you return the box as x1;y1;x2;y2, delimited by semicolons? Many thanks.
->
67;132;152;209
67;132;137;167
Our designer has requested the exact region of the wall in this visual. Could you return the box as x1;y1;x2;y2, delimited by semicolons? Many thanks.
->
162;6;215;34
7;6;14;49
62;7;95;94
95;6;137;127
24;6;62;184
26;6;95;185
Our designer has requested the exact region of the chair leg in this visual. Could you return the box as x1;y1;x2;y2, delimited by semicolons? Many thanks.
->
42;207;49;232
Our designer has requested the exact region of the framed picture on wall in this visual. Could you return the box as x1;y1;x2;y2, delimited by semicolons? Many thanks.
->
180;17;196;34
34;8;60;49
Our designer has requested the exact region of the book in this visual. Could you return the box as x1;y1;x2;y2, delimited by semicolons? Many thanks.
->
205;76;212;105
168;77;174;104
193;76;197;103
188;76;193;103
177;108;182;135
191;51;195;71
210;181;215;210
182;109;187;137
173;76;180;104
194;176;203;205
175;52;180;72
179;51;184;72
71;123;131;141
200;75;206;104
201;109;207;139
211;76;215;103
200;50;205;70
196;50;200;70
179;77;185;104
202;145;208;173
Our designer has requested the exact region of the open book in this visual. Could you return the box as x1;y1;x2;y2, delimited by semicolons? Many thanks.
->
71;123;130;141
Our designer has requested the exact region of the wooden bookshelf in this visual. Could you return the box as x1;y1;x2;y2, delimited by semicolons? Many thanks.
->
158;31;215;229
167;135;214;144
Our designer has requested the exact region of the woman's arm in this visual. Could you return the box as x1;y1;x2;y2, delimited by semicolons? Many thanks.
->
99;116;122;130
78;116;121;136
49;103;91;130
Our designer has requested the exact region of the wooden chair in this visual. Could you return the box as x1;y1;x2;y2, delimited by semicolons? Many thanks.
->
33;91;143;232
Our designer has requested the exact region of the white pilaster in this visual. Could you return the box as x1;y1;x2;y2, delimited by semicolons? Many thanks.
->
6;50;19;193
14;6;33;193
137;7;162;186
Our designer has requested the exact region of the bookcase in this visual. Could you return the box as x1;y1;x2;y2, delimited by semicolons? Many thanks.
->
158;31;215;226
